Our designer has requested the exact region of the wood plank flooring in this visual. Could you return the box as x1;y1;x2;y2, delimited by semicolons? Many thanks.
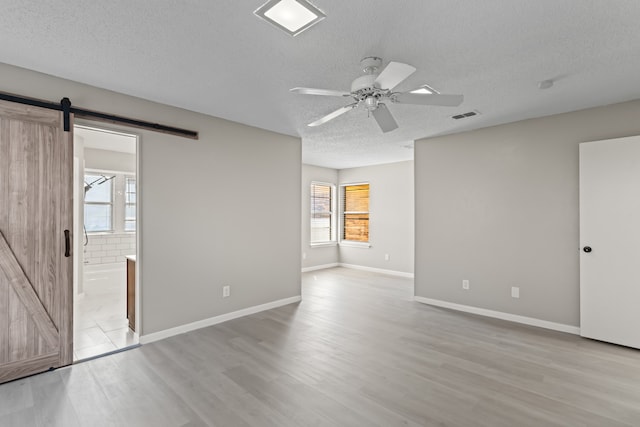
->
2;267;640;426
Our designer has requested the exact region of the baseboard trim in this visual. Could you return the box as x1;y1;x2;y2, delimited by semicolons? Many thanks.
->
413;296;580;335
140;296;302;344
339;263;414;278
301;263;339;273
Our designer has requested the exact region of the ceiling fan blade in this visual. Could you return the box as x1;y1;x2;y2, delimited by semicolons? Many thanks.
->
291;87;350;97
394;93;464;107
372;104;398;133
308;104;357;127
374;62;416;90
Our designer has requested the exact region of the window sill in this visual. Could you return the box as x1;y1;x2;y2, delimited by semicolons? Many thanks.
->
339;241;371;248
310;242;338;248
87;231;135;236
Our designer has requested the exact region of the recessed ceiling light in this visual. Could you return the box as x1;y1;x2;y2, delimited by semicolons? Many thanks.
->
410;85;438;95
254;0;326;36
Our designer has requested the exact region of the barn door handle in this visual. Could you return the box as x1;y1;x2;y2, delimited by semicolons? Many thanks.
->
64;230;70;257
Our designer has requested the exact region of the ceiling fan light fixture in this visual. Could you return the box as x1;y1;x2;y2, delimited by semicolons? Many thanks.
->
254;0;326;36
364;96;378;111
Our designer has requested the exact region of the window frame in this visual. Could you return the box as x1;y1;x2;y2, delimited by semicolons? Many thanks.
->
124;175;136;232
310;181;337;246
339;182;371;248
83;170;115;233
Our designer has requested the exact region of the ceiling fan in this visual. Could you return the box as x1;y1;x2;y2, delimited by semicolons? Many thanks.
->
291;57;463;133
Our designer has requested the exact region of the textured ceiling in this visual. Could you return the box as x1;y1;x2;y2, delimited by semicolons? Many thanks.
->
1;1;640;169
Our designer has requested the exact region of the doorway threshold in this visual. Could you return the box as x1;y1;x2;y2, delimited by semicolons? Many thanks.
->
73;343;142;364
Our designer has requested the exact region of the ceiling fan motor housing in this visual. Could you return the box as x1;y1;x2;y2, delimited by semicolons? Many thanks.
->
351;74;377;93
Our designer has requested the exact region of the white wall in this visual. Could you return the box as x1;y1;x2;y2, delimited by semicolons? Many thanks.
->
338;161;414;274
415;99;640;327
0;62;302;336
301;164;339;269
84;148;136;173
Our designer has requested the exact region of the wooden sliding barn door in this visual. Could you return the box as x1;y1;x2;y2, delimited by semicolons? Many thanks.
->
0;99;73;383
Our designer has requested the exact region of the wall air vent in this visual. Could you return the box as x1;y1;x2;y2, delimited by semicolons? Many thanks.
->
451;110;480;120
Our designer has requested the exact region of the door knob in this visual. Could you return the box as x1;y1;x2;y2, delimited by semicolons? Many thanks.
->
583;246;592;253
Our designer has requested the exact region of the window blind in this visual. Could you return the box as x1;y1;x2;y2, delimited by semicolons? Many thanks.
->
311;183;333;242
342;184;369;242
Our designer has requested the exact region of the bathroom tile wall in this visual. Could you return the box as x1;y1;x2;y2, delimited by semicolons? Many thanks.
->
84;233;136;264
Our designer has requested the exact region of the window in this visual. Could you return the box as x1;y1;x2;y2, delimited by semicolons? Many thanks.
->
84;171;137;233
310;182;335;243
342;183;369;242
125;177;136;231
84;174;113;232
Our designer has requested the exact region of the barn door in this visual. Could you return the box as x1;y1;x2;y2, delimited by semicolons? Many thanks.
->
0;99;73;383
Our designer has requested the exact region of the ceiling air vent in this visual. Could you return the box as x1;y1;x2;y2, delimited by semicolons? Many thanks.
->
451;110;480;120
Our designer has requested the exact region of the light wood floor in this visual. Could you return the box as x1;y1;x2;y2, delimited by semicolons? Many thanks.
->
2;267;640;426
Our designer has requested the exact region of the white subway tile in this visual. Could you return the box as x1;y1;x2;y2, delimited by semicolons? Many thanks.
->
101;256;116;263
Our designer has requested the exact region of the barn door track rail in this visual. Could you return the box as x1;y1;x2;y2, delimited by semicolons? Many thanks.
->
0;92;198;140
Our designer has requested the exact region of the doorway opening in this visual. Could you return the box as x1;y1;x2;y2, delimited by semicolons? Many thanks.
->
73;125;139;361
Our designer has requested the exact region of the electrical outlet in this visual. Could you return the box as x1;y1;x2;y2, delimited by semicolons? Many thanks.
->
462;280;470;290
511;286;520;298
384;254;390;261
302;252;307;260
223;285;230;298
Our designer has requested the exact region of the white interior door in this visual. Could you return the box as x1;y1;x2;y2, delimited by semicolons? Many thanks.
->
579;135;640;348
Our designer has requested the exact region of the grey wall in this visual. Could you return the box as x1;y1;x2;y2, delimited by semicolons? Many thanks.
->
84;148;136;172
0;62;302;336
301;164;339;269
415;99;640;327
339;161;414;274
